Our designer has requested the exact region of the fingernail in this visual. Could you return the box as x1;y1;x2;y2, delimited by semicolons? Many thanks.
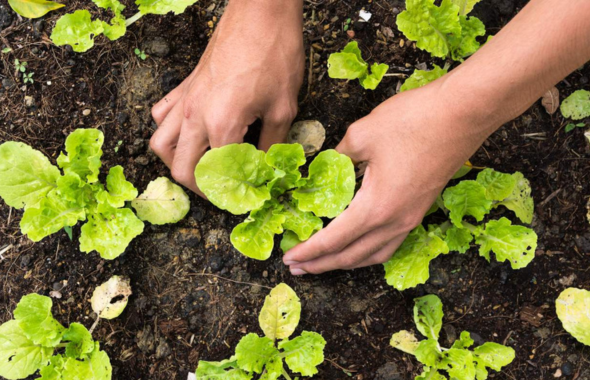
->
290;268;308;276
284;260;299;266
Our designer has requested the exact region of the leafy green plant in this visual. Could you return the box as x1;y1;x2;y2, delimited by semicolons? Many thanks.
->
0;128;190;260
194;143;355;260
23;71;34;84
397;0;486;61
7;0;64;19
556;287;590;346
565;122;586;133
0;275;132;380
384;168;537;291
400;64;449;92
561;90;590;120
196;283;326;379
327;41;389;90
391;295;515;380
50;0;198;53
134;48;147;60
14;58;27;73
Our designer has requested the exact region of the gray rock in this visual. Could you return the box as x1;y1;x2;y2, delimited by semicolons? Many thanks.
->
2;78;16;91
143;37;170;58
129;66;158;102
155;339;171;359
287;120;326;156
136;325;155;353
374;362;402;380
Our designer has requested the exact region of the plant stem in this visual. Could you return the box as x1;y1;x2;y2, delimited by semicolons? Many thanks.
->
282;369;293;380
125;12;144;27
383;73;408;77
89;315;101;335
56;343;68;348
461;221;478;233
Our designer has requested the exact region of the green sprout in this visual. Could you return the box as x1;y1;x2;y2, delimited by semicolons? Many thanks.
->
23;72;34;84
14;59;27;73
134;48;147;60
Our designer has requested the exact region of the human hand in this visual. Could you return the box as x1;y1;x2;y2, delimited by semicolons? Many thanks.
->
283;80;494;274
150;0;304;194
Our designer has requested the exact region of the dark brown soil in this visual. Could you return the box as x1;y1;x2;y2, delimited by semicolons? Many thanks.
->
1;0;590;379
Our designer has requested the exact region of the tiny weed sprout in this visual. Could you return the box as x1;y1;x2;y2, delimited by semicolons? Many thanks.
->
556;288;590;346
50;0;198;53
384;168;537;291
391;295;515;380
397;0;487;61
7;0;64;18
195;143;356;260
14;59;27;73
2;47;13;54
565;122;586;133
0;275;131;380
196;283;327;379
0;128;190;260
561;90;590;121
23;71;34;84
327;41;389;90
134;48;147;60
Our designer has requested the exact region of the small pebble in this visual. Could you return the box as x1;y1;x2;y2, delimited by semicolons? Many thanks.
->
347;30;355;38
82;109;91;116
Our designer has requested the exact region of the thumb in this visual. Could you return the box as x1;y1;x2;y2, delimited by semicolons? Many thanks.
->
335;123;372;165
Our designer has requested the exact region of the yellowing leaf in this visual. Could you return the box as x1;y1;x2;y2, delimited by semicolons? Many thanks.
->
131;177;190;225
556;288;590;346
91;276;132;319
7;0;64;19
390;330;420;355
541;87;560;115
259;283;301;341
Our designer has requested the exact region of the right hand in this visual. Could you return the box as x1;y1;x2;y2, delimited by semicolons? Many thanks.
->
150;0;305;194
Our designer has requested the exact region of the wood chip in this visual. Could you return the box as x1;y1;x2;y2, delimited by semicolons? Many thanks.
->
541;87;560;114
519;305;544;327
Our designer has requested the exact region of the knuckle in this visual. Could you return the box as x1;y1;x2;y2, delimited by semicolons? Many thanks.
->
317;238;342;256
149;135;167;155
399;212;423;233
338;254;359;269
182;96;200;120
170;167;193;185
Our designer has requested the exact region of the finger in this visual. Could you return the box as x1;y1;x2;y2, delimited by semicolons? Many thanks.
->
349;235;405;269
149;104;185;167
283;192;375;265
258;112;294;151
288;224;398;275
170;119;209;194
335;124;372;165
151;80;188;126
207;116;251;148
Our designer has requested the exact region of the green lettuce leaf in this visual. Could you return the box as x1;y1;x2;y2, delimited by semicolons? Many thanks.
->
195;144;274;215
449;16;485;60
100;166;138;208
277;199;323;241
451;331;474;350
63;323;95;359
400;64;448;92
390;330;420;355
383;225;449;291
0;319;53;380
51;10;105;53
196;357;252;380
235;334;278;374
414;295;444;340
89;344;112;380
556;287;590;346
396;0;461;58
293;149;355;218
259;283;301;341
359;63;389;90
417;368;447;380
475;217;537;269
135;0;198;15
280;230;303;253
93;0;124;13
20;189;86;242
102;15;126;40
0;141;60;210
7;0;65;18
80;208;144;259
57;129;104;183
444;226;473;253
38;355;65;380
279;331;326;376
327;41;368;80
415;339;441;367
443;180;492;227
476;168;516;201
495;172;534;224
14;294;65;347
561;90;590;120
473;342;515;372
266;144;306;173
230;206;285;260
440;348;476;380
451;0;482;15
131;177;190;225
56;172;94;207
259;356;283;380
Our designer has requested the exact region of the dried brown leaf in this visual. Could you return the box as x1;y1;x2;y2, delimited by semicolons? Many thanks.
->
541;87;560;115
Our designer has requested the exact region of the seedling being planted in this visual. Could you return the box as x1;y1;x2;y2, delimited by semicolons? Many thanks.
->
391;295;516;380
0;129;191;260
384;168;537;291
327;41;389;90
0;276;131;380
196;283;327;379
195;143;356;260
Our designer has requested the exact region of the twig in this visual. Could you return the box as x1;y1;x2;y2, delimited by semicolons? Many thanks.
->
0;244;12;261
188;272;273;290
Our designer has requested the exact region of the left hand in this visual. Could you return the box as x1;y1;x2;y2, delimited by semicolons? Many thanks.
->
283;80;490;274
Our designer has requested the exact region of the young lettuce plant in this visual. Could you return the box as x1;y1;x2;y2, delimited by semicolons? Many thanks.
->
391;295;515;380
196;283;326;379
384;168;537;291
561;90;590;121
0;276;131;380
0;128;190;260
50;0;198;52
397;0;487;61
327;41;389;90
195;143;356;260
556;287;590;346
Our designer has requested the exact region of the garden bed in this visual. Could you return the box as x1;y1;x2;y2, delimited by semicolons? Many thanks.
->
1;0;589;378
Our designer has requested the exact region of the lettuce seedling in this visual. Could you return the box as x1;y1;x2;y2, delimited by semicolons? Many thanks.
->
196;283;326;379
50;0;198;52
327;41;389;90
0;290;125;380
195;143;355;260
561;90;590;121
556;287;590;346
384;168;537;291
0;128;190;260
397;0;486;61
391;295;515;380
